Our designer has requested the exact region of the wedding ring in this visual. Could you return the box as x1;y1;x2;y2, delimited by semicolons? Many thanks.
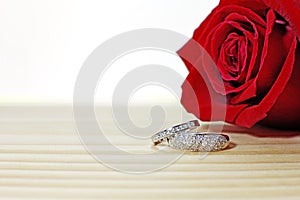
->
167;132;230;152
151;120;200;145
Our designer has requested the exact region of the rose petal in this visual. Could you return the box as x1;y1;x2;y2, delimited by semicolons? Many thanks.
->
181;63;250;123
177;39;203;72
261;46;300;129
222;10;277;106
238;36;248;79
262;0;300;39
220;0;300;39
204;21;257;94
256;9;295;97
235;36;297;127
223;12;265;82
181;69;207;119
194;5;266;45
220;0;268;17
229;79;257;104
218;33;240;81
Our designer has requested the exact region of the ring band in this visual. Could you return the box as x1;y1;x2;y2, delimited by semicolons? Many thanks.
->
151;120;200;145
168;132;230;152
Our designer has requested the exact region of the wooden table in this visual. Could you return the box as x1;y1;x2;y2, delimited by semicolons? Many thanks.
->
0;105;300;199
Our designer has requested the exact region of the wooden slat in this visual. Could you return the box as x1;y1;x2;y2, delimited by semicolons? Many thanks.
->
0;105;299;199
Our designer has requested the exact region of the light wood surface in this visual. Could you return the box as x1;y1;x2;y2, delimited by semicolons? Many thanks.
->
0;105;300;200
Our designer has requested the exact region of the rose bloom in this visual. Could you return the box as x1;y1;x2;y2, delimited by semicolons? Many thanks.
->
178;0;300;129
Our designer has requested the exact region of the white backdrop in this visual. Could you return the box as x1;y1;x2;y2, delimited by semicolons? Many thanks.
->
0;0;218;104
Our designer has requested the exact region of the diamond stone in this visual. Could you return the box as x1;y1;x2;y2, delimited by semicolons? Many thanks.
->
152;120;200;145
168;132;229;152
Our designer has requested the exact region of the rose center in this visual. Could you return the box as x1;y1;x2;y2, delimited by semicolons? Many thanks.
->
229;56;238;64
224;35;239;73
218;32;247;81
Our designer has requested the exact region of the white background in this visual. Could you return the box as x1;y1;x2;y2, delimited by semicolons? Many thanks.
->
0;0;218;104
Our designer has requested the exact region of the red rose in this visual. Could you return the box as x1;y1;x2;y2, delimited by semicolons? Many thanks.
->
178;0;300;129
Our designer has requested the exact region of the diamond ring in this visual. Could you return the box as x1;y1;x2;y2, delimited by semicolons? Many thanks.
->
168;132;230;152
151;120;200;145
